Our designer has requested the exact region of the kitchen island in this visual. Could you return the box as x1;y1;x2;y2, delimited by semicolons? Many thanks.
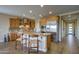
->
24;32;52;52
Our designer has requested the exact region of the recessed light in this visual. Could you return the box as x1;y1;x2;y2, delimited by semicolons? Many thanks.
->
49;11;52;14
40;5;44;8
29;10;32;13
39;14;42;17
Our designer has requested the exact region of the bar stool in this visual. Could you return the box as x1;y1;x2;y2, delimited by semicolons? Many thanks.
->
22;34;30;51
28;35;40;54
15;33;23;50
15;34;29;51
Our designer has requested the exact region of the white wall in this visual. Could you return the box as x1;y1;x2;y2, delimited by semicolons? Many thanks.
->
0;14;13;42
58;16;62;42
76;18;79;40
61;20;67;38
75;20;77;38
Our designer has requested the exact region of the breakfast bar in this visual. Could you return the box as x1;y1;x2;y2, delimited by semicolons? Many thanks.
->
23;32;52;52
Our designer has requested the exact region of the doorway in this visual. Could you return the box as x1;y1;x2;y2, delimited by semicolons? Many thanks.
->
68;23;74;35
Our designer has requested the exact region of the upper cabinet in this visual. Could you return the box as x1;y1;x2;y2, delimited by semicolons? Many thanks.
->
9;17;20;29
40;17;47;26
47;16;59;21
9;17;35;30
30;19;35;29
40;16;59;25
23;18;35;30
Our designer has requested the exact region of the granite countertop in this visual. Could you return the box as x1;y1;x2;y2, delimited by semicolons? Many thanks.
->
24;31;51;36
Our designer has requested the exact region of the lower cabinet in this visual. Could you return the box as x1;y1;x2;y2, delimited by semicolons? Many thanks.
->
9;32;18;41
47;35;52;50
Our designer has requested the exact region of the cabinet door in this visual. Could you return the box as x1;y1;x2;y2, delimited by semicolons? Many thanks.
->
10;19;14;28
9;32;18;41
40;18;47;25
15;19;20;28
23;18;35;29
9;18;20;29
47;35;51;49
31;20;35;29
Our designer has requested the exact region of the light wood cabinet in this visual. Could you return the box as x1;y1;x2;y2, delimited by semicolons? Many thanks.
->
30;20;35;29
23;18;35;30
47;16;59;21
9;17;35;30
40;17;47;26
9;17;20;29
9;17;35;41
40;16;59;26
47;35;52;49
9;32;18;41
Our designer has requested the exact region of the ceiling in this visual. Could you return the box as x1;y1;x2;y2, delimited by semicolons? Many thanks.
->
62;14;78;22
0;5;79;20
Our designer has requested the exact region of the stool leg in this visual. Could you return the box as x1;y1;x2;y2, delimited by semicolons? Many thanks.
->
28;47;30;54
37;40;39;53
28;41;30;54
15;41;17;49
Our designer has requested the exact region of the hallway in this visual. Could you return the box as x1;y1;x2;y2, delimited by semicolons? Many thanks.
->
48;34;79;54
